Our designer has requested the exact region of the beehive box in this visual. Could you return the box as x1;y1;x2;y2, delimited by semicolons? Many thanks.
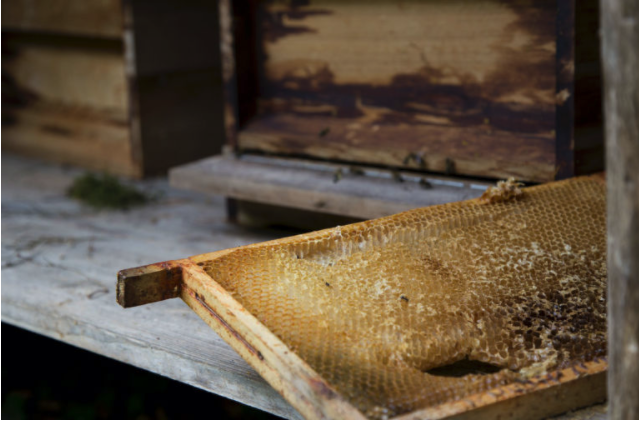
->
220;0;602;182
170;0;603;223
1;0;224;177
118;175;607;419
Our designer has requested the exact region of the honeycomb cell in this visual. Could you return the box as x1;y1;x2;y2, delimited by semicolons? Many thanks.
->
199;176;607;419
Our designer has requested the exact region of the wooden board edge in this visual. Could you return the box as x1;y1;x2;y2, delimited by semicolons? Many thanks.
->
179;260;366;420
238;129;557;183
116;260;185;308
394;360;607;419
555;0;577;180
169;155;487;220
219;0;239;150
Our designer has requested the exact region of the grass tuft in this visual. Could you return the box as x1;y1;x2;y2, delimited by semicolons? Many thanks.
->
67;172;150;210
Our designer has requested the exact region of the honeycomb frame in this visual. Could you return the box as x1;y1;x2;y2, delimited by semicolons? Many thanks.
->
117;174;608;419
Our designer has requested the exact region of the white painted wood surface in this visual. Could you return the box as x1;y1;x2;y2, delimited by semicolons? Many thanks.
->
1;154;303;419
1;154;606;419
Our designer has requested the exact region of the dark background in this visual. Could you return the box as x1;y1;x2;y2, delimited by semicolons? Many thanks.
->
1;323;280;419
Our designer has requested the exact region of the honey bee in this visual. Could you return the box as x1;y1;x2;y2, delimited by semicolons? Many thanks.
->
419;178;433;189
349;166;365;176
333;168;343;183
445;158;456;175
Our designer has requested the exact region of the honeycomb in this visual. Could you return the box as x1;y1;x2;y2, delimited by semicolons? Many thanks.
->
199;175;607;419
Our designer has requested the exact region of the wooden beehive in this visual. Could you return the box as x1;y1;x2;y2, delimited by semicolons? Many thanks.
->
171;0;604;223
1;0;225;177
222;0;602;182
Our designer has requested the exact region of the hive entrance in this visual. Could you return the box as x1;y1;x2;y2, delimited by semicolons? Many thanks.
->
425;359;503;378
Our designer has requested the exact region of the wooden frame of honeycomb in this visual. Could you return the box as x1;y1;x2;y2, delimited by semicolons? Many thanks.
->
117;175;607;419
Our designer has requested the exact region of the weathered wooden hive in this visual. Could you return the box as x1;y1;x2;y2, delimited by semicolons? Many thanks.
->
171;0;603;221
2;0;224;177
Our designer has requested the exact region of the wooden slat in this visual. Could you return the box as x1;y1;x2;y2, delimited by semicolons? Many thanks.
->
1;34;137;175
601;0;639;418
123;0;221;76
169;154;490;220
0;154;302;419
1;0;124;38
122;0;226;175
2;103;138;177
239;114;556;182
2;36;127;112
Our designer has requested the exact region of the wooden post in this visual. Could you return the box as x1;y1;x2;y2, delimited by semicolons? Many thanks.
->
601;0;639;419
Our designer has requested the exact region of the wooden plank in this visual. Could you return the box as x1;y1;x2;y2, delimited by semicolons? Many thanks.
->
555;0;576;179
1;34;136;175
236;0;559;182
122;0;226;175
1;0;123;39
123;0;221;76
239;114;556;182
2;103;138;177
0;154;302;419
2;35;127;112
130;70;226;175
601;0;639;418
218;0;241;150
117;261;183;308
169;154;490;220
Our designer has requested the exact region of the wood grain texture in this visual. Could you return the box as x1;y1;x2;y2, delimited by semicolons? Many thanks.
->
1;0;124;39
239;114;556;182
601;0;639;418
1;34;137;176
169;154;489;220
1;154;302;419
1;154;605;420
1;103;137;177
220;0;604;183
2;35;128;112
237;0;559;181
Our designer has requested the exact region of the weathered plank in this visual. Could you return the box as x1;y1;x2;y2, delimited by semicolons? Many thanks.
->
239;114;556;182
122;0;226;175
2;35;127;112
601;0;639;418
2;103;137;177
220;0;603;183
235;0;559;181
1;0;124;39
2;0;227;178
169;154;490;220
1;34;137;176
0;154;302;419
